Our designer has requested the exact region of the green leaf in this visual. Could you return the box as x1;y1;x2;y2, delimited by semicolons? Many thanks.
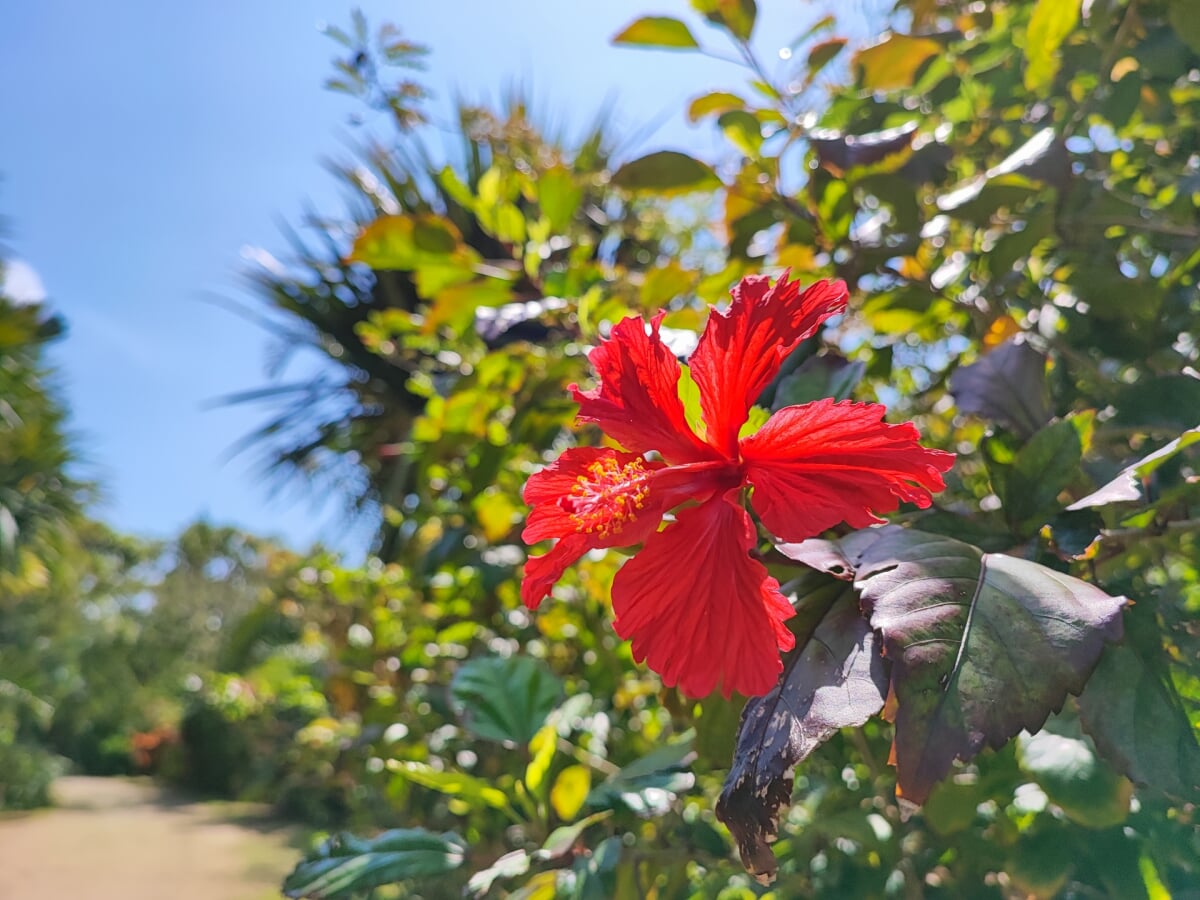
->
1068;427;1200;510
550;764;592;820
283;829;466;899
537;165;583;234
995;416;1090;535
524;723;557;794
1111;375;1200;432
538;811;613;859
717;583;887;884
587;731;696;815
853;35;941;91
386;761;515;812
612;16;700;50
451;654;563;744
848;527;1127;805
1017;714;1132;828
687;91;745;122
348;215;461;269
718;110;763;156
805;37;848;87
697;0;757;41
467;849;531;897
1024;0;1081;91
1077;606;1200;802
773;353;865;409
612;151;721;196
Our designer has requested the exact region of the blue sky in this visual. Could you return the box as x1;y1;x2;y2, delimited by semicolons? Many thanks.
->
1;0;844;554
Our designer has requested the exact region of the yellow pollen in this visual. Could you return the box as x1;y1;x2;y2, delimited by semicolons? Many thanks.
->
567;456;652;539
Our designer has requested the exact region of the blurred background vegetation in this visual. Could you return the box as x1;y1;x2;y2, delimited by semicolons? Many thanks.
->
3;0;1199;896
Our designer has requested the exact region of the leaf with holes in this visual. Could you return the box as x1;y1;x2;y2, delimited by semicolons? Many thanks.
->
717;580;887;884
850;527;1126;806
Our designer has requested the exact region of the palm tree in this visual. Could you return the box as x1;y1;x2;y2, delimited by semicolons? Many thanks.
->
225;15;685;559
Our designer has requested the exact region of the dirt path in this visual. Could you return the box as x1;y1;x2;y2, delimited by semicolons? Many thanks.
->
0;776;301;900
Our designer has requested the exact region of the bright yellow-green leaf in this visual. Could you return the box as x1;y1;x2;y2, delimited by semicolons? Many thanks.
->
426;278;514;334
348;215;462;269
677;365;707;440
718;110;763;156
642;262;693;307
1024;0;1081;91
687;91;745;122
537;165;583;234
388;760;514;812
550;765;591;820
524;723;557;794
474;489;519;543
853;35;941;92
738;405;770;440
612;16;700;50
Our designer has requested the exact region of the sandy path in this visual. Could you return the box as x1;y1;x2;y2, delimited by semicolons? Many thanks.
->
0;776;301;900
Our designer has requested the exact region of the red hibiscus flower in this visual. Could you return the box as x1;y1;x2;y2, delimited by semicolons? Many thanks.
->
521;271;955;698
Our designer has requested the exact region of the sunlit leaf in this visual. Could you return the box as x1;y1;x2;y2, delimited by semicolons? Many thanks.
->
687;91;746;122
283;829;466;899
1017;715;1132;828
853;35;941;91
1068;427;1200;510
612;16;700;50
386;761;515;812
467;849;531;897
348;215;462;269
550;765;592;820
587;731;696;815
1024;0;1081;91
612;151;721;196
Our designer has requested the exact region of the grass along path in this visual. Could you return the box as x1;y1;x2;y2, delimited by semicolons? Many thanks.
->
0;776;302;900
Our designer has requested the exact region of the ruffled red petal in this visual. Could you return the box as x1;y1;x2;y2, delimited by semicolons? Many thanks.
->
522;448;738;610
521;533;593;610
572;313;717;465
610;491;796;699
690;272;848;457
740;399;956;541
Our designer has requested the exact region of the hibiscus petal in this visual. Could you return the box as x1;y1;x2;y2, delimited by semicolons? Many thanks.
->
690;272;848;456
610;492;796;699
522;448;731;609
521;533;593;610
572;313;716;464
741;399;956;541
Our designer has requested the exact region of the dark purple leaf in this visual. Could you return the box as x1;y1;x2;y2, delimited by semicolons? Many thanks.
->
717;583;887;883
852;527;1126;806
775;539;854;580
474;297;567;349
949;338;1050;439
810;121;918;174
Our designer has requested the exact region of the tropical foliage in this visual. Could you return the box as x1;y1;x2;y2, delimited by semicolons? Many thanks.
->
5;0;1200;898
